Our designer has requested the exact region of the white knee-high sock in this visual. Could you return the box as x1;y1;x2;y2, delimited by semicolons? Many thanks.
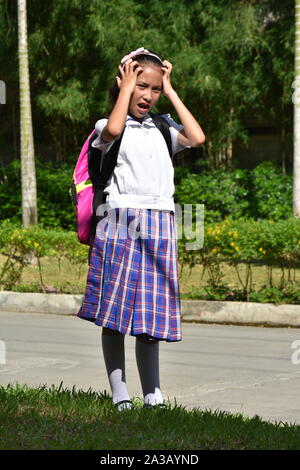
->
101;332;131;405
135;338;163;405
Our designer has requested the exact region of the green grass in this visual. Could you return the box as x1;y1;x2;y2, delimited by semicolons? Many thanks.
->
1;383;300;450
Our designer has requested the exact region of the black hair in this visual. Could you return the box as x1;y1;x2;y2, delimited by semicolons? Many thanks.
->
108;51;163;108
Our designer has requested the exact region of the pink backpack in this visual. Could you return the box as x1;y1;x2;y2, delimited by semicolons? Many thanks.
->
70;128;124;246
70;130;96;245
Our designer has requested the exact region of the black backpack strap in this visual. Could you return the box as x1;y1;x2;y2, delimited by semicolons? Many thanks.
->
88;130;124;195
88;132;103;188
98;129;125;187
149;112;173;159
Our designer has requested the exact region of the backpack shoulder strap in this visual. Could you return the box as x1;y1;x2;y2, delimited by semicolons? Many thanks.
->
87;132;103;188
88;130;125;235
149;112;173;159
88;130;125;190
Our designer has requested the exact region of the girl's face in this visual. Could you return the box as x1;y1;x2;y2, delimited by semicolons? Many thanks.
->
128;64;163;119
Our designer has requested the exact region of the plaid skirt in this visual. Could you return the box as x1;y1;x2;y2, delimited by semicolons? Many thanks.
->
77;207;182;342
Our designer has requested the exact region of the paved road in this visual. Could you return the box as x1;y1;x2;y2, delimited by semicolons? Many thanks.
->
1;311;300;425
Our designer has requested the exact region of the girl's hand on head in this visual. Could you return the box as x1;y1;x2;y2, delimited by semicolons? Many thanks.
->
116;59;143;95
161;60;174;97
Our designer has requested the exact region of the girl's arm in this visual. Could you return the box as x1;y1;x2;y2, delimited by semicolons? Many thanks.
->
162;61;206;147
102;60;143;143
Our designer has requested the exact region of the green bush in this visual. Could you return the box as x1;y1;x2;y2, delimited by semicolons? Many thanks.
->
248;161;293;220
0;159;75;230
177;216;300;301
0;159;22;223
175;161;293;222
0;220;88;291
175;167;250;221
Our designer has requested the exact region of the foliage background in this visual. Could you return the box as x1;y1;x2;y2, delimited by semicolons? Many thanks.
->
0;0;298;302
0;0;295;170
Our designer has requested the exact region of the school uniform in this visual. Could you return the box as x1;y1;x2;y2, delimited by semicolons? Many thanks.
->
77;113;188;342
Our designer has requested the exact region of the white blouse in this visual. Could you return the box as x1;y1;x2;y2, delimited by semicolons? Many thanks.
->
92;113;188;212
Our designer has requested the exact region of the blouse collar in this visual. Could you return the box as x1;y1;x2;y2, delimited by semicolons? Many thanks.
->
126;113;153;126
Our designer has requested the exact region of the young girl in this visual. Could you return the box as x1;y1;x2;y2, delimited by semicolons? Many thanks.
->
77;47;205;410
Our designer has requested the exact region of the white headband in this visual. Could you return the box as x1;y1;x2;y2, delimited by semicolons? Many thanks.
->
120;47;163;65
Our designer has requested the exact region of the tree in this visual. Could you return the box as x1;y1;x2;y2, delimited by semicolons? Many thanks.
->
18;0;37;226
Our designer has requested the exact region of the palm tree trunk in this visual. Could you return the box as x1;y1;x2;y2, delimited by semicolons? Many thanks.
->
18;0;38;227
294;0;300;217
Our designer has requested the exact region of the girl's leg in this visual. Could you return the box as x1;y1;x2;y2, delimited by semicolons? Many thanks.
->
135;335;164;406
101;327;132;410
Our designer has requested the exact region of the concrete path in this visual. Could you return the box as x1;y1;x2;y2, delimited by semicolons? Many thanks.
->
1;310;300;425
